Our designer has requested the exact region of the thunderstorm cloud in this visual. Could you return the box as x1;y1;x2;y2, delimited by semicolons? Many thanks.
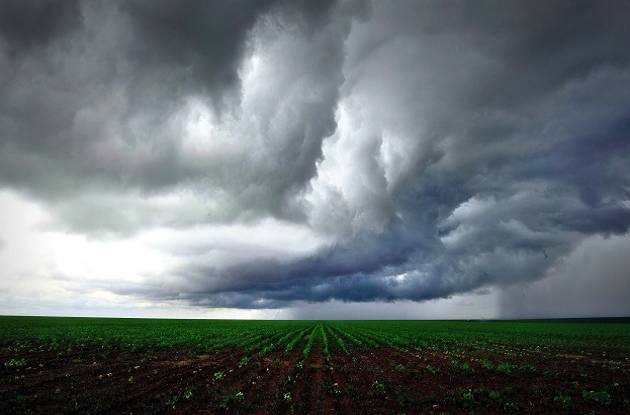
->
1;0;629;317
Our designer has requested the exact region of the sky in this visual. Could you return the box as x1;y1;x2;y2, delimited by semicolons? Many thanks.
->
1;0;629;319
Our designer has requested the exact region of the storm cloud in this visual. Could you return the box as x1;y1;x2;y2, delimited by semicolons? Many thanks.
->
1;0;629;315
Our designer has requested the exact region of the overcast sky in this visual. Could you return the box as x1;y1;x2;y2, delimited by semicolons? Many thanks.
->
1;0;629;319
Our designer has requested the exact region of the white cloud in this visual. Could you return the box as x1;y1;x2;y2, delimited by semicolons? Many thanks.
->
0;190;326;317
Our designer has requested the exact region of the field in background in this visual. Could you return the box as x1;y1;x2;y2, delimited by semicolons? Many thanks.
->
1;316;629;413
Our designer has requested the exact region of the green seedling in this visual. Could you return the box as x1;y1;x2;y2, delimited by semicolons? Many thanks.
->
4;358;27;367
238;356;250;368
582;389;611;406
496;362;516;375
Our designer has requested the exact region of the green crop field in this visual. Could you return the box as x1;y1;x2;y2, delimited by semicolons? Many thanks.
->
2;316;629;351
1;316;629;414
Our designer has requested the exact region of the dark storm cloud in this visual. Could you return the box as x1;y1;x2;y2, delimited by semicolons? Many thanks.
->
121;0;278;104
1;0;265;190
0;0;80;54
1;0;630;311
0;0;350;234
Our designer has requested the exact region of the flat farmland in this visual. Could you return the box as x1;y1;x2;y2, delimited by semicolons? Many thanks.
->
1;317;629;414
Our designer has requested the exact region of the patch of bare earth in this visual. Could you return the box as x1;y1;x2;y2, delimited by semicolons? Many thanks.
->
1;343;628;414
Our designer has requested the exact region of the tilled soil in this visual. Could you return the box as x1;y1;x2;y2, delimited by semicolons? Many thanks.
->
1;341;629;414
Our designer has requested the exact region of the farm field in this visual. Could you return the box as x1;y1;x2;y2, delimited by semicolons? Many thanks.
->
1;317;629;414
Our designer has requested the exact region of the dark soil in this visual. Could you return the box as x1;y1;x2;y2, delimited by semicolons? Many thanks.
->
1;342;629;414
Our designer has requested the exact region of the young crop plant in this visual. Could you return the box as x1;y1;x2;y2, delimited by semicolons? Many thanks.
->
336;328;364;348
165;386;194;409
285;327;310;354
319;324;330;360
302;324;320;359
447;387;512;411
238;356;250;368
425;365;440;374
326;326;349;354
221;332;263;350
495;362;517;375
245;331;280;353
351;331;379;347
554;394;573;410
379;333;407;348
450;359;474;375
183;387;193;400
220;391;244;411
371;380;386;396
353;329;389;347
4;357;27;367
581;389;611;406
357;329;406;348
257;328;299;357
255;339;277;358
448;388;476;410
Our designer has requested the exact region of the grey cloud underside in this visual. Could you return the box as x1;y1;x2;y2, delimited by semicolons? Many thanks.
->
0;0;342;217
1;0;630;309
0;0;81;54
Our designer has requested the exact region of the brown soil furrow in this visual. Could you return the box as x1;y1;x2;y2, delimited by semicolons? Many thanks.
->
0;359;132;397
2;341;629;415
234;347;304;413
289;336;337;415
0;348;239;415
325;338;358;414
329;350;389;414
166;346;297;413
97;352;243;414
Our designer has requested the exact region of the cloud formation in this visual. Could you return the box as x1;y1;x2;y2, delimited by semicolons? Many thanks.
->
1;0;629;313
